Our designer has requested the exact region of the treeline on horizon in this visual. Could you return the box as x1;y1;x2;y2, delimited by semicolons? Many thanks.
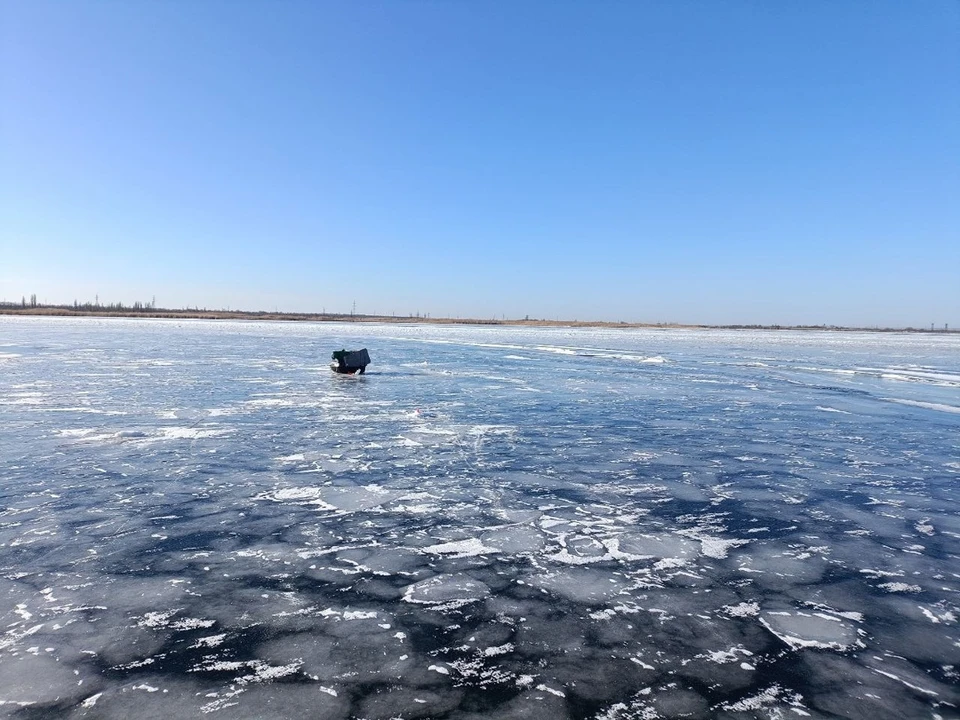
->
9;294;159;312
1;296;514;323
0;296;954;333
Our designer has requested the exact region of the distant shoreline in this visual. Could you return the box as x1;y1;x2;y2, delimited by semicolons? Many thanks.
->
1;306;955;334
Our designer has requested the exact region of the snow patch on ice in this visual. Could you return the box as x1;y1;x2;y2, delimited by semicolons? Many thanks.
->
878;582;922;593
720;684;807;713
722;601;760;618
421;538;498;557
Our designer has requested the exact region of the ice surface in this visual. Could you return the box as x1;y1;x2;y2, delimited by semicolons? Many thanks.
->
758;606;861;651
403;574;493;607
1;317;959;718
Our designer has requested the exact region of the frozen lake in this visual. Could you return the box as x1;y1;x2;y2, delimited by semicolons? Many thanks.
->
1;316;958;719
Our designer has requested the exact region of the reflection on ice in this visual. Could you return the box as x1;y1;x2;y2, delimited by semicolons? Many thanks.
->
1;317;958;718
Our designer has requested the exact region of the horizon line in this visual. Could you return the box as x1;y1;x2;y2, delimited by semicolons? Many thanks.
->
0;301;955;334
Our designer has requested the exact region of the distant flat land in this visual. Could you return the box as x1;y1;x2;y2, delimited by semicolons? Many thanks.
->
0;306;954;333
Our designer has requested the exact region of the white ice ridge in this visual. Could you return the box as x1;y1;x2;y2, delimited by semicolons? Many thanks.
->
816;405;851;414
881;398;960;414
869;367;960;386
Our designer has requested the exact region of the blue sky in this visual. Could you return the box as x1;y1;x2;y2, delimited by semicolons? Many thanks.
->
2;2;957;327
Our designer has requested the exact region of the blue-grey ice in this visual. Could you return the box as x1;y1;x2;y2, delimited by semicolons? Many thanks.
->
1;316;958;718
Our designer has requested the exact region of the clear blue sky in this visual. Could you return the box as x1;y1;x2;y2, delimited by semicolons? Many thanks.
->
2;2;957;327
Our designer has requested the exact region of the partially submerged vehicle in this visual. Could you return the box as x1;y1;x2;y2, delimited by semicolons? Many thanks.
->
331;348;370;375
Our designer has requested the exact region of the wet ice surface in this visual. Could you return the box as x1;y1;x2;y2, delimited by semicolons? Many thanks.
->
1;317;959;719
